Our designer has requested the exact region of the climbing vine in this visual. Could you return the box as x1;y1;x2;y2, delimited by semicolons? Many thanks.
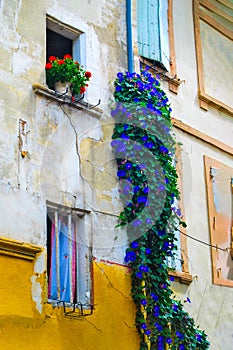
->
111;68;210;349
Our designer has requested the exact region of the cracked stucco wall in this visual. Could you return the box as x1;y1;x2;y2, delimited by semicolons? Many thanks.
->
0;1;139;348
0;0;127;254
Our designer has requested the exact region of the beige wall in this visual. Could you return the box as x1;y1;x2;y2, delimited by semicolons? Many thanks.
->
0;0;128;259
1;0;233;348
131;0;233;348
166;1;232;349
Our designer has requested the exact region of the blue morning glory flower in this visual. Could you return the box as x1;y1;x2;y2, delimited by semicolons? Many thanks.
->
144;142;154;149
132;219;142;227
176;331;184;340
131;241;139;249
137;196;147;203
158;230;166;236
120;133;129;139
151;293;158;301
125;251;136;262
153;305;160;316
133;186;140;193
110;140;119;147
154;323;163;331
159;145;168;154
135;272;143;278
137;82;144;91
116;85;122;92
140;323;147;329
139;265;149;272
125;162;132;170
117;72;124;78
141;135;148;141
158;335;164;343
117;170;126;177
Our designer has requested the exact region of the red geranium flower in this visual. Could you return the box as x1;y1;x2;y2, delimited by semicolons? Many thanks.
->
58;59;65;65
45;62;52;69
64;54;72;59
85;71;92;78
49;56;56;62
80;86;86;94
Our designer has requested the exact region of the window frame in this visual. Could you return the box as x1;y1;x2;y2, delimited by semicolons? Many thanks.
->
204;155;233;287
46;14;87;71
193;0;233;117
46;201;93;306
168;145;192;284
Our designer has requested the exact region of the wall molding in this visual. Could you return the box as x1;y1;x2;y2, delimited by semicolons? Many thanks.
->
0;236;42;261
193;0;233;116
172;118;233;156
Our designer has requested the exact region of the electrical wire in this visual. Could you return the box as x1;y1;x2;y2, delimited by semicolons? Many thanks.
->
180;230;228;252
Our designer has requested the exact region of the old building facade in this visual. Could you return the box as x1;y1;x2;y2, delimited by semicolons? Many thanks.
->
0;0;232;349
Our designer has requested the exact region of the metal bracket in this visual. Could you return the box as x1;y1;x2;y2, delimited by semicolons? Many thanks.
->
57;301;94;317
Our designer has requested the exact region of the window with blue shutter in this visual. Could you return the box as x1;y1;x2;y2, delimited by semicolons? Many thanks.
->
137;0;170;71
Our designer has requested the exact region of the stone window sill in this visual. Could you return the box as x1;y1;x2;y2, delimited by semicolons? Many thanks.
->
168;270;193;285
32;84;102;119
139;57;182;94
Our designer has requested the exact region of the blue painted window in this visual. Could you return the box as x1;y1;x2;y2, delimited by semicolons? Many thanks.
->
137;0;170;71
47;204;91;305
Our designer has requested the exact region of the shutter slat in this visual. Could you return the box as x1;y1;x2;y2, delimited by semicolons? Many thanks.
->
137;0;170;70
159;0;170;70
137;0;149;58
148;0;160;61
137;0;160;61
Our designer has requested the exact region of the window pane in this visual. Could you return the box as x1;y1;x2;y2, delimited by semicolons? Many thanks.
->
46;29;72;61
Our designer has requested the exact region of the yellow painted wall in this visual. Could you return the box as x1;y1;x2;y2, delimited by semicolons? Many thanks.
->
0;249;139;350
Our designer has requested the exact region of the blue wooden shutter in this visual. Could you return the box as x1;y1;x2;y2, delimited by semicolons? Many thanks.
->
73;33;86;67
137;0;170;71
158;0;170;71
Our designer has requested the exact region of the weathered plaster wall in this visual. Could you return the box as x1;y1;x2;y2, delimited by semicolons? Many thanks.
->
0;0;127;257
173;130;233;349
130;0;233;348
1;0;232;349
0;1;135;348
170;0;233;147
0;255;139;350
164;1;233;348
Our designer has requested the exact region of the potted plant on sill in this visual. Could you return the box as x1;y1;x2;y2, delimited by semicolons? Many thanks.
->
45;54;92;96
